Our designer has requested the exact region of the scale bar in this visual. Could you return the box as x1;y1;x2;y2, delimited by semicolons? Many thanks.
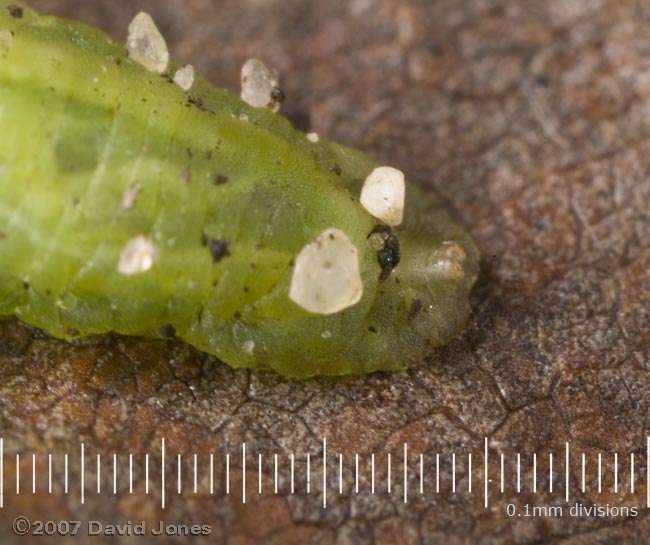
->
1;439;650;508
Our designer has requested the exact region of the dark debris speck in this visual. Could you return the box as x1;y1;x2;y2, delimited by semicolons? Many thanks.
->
6;4;23;18
187;96;214;114
159;324;176;339
330;164;342;176
407;299;423;324
270;86;286;103
209;239;230;262
370;226;400;282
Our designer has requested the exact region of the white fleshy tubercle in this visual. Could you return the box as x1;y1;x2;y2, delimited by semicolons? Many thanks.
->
289;228;363;314
359;166;405;226
428;241;466;281
173;65;195;91
126;12;169;74
118;235;156;275
240;58;282;112
242;340;255;355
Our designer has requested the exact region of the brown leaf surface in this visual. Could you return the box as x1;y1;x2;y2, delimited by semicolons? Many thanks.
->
1;0;650;543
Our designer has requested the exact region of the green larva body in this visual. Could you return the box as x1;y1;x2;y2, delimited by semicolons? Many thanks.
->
0;2;479;377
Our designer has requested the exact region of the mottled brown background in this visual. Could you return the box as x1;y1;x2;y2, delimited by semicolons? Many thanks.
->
1;0;649;543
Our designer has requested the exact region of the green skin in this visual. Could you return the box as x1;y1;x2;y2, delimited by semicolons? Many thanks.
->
0;2;479;378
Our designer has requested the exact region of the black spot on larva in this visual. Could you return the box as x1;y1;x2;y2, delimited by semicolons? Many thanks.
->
233;311;241;319
243;286;249;293
186;147;193;159
160;72;174;83
369;226;401;282
64;328;80;337
270;86;286;103
209;239;230;262
368;325;378;333
160;324;176;339
205;150;213;160
22;281;29;291
201;232;208;247
407;299;423;324
330;164;342;176
6;4;23;18
215;174;228;185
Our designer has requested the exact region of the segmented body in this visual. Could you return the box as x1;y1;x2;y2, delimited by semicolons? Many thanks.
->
0;2;479;377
